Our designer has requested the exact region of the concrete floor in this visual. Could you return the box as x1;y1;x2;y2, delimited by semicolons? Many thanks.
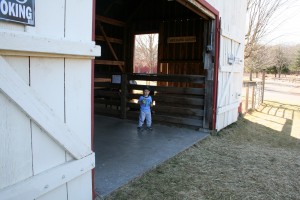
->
93;115;209;197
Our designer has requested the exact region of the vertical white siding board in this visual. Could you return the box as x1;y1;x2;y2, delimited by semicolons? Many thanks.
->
0;56;31;190
65;59;92;198
30;58;68;199
64;2;94;198
0;95;32;189
65;59;92;147
65;0;93;41
67;171;93;200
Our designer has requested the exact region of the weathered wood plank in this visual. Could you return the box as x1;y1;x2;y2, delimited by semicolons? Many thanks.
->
95;60;125;65
94;105;120;117
127;103;204;117
99;23;124;72
94;90;121;98
128;74;205;83
94;82;121;89
96;15;126;27
128;93;204;106
128;84;204;95
127;112;202;127
159;59;202;64
96;35;123;44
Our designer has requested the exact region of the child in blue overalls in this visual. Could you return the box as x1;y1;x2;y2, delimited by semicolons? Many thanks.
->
137;87;152;131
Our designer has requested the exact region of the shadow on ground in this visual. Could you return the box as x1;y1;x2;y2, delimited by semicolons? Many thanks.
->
246;100;300;139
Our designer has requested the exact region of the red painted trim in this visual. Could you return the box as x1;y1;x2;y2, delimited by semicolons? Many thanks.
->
196;0;220;130
91;0;96;199
238;102;242;113
197;0;219;15
212;18;220;130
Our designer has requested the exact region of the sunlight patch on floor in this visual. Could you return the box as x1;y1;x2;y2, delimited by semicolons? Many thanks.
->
244;111;286;132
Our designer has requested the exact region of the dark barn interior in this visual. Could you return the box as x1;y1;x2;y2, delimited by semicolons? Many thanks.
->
94;0;215;129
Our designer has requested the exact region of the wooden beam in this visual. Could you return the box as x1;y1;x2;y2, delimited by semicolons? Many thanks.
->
0;153;95;200
96;15;126;27
0;56;92;159
95;35;123;44
99;23;124;72
0;30;100;58
128;74;205;84
159;60;202;64
128;84;205;95
94;60;125;66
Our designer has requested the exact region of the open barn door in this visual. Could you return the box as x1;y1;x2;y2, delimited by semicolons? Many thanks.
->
216;30;244;131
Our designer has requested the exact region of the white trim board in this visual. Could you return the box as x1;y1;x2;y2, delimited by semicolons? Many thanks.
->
0;56;92;159
0;153;95;200
0;31;101;58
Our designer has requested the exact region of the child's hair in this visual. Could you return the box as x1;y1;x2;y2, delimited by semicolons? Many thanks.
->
144;86;150;91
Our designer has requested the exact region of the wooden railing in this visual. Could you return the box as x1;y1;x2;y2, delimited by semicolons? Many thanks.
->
242;81;264;113
94;73;206;127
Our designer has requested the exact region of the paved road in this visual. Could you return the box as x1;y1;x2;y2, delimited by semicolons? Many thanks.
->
264;80;300;105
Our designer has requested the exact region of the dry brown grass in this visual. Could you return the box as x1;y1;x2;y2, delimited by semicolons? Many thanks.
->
103;101;300;200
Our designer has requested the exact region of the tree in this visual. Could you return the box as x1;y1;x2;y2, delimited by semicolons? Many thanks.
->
274;46;290;78
296;50;300;69
245;45;274;76
245;0;289;60
244;0;291;79
134;34;158;74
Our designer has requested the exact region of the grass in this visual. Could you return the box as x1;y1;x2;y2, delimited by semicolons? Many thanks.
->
103;101;300;200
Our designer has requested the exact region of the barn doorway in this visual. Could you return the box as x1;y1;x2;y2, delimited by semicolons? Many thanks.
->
93;0;218;197
94;0;216;129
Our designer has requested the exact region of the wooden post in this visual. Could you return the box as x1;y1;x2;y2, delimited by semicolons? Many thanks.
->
121;74;127;119
262;70;265;103
252;85;255;109
245;83;249;112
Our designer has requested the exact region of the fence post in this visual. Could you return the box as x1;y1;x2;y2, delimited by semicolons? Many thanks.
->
121;74;127;119
245;83;249;112
262;70;265;103
252;84;255;109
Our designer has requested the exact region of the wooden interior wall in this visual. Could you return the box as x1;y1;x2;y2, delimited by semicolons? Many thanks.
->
158;19;206;87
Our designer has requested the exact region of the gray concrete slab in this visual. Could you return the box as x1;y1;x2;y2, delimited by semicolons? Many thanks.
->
94;115;209;197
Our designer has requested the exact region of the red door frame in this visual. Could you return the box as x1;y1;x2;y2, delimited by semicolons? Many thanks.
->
90;0;220;197
197;0;220;130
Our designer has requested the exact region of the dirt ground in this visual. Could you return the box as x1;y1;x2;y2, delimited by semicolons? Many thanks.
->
101;77;300;200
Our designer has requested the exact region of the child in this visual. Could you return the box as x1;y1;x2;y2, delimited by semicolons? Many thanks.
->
137;86;153;131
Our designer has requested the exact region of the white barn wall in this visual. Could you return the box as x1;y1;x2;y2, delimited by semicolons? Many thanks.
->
0;0;98;199
207;0;246;130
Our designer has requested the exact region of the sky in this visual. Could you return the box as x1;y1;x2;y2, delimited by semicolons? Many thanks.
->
263;0;300;45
